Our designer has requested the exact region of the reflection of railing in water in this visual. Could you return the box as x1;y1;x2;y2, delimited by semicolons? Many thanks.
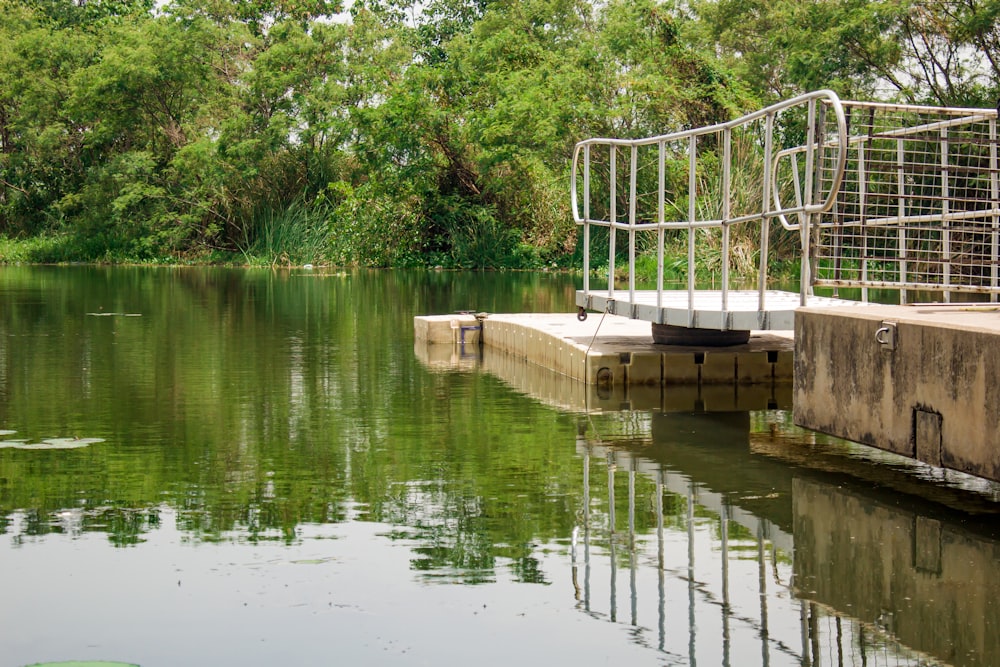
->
575;434;807;665
573;416;998;666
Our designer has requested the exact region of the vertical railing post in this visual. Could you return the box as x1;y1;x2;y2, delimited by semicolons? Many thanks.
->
607;453;616;533
657;141;665;313
583;144;591;296
799;603;811;666
991;118;999;303
791;153;810;304
812;102;828;303
607;452;617;623
941;126;951;302
759;112;775;311
656;471;665;650
688;135;697;326
721;503;731;667
609;144;617;298
583;446;591;612
628;462;636;547
803;100;816;210
722;129;732;321
629;144;638;308
897;137;908;304
686;484;697;665
858;141;869;303
800;100;817;306
629;462;637;627
757;521;771;666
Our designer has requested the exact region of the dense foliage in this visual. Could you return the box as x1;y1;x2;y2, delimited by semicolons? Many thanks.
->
0;0;997;267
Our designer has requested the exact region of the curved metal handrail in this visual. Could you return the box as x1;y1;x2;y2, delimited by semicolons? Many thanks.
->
571;90;848;228
570;89;848;320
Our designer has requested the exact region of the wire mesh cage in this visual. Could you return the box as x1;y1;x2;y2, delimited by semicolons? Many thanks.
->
811;101;999;299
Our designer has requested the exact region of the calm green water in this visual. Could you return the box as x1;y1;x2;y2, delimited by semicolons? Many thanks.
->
1;267;998;667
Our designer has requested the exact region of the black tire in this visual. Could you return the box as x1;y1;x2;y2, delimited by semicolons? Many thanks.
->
651;324;751;346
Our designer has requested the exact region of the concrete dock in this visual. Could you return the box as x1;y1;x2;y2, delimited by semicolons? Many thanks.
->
414;312;793;388
415;335;793;414
415;304;1000;483
794;303;1000;482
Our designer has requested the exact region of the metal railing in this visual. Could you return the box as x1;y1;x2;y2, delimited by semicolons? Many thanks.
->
572;90;1000;319
775;100;1000;303
572;90;848;315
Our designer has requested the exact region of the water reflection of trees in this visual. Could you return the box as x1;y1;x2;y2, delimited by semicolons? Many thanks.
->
2;267;1000;665
0;267;581;557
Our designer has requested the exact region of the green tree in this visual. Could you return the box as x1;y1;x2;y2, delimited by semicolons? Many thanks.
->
168;0;343;34
892;0;1000;105
691;0;999;106
3;0;995;266
0;2;98;234
22;0;154;28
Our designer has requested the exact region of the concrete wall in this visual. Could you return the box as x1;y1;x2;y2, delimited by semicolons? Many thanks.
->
414;338;793;413
414;313;794;387
413;314;482;345
794;306;1000;481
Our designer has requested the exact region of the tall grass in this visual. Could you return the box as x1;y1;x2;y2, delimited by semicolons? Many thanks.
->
237;199;331;267
0;234;68;263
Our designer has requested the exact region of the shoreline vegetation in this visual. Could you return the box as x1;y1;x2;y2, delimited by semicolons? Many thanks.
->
0;0;995;275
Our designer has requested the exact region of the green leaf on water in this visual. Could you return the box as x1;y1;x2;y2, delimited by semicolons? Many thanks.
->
85;313;142;317
290;557;337;565
0;437;105;450
24;438;104;449
23;662;140;667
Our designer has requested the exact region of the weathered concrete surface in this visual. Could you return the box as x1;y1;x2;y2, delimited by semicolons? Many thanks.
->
794;304;1000;481
414;312;794;387
413;313;481;345
414;337;793;413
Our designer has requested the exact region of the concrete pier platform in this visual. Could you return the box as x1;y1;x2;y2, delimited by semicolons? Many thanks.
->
414;337;792;413
414;312;793;388
794;303;1000;482
415;304;1000;482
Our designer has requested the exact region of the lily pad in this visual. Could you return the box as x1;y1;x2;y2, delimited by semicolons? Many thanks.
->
23;662;140;667
0;437;104;450
86;312;142;317
22;438;105;450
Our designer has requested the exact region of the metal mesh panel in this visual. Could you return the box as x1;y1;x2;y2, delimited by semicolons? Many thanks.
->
813;102;999;297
